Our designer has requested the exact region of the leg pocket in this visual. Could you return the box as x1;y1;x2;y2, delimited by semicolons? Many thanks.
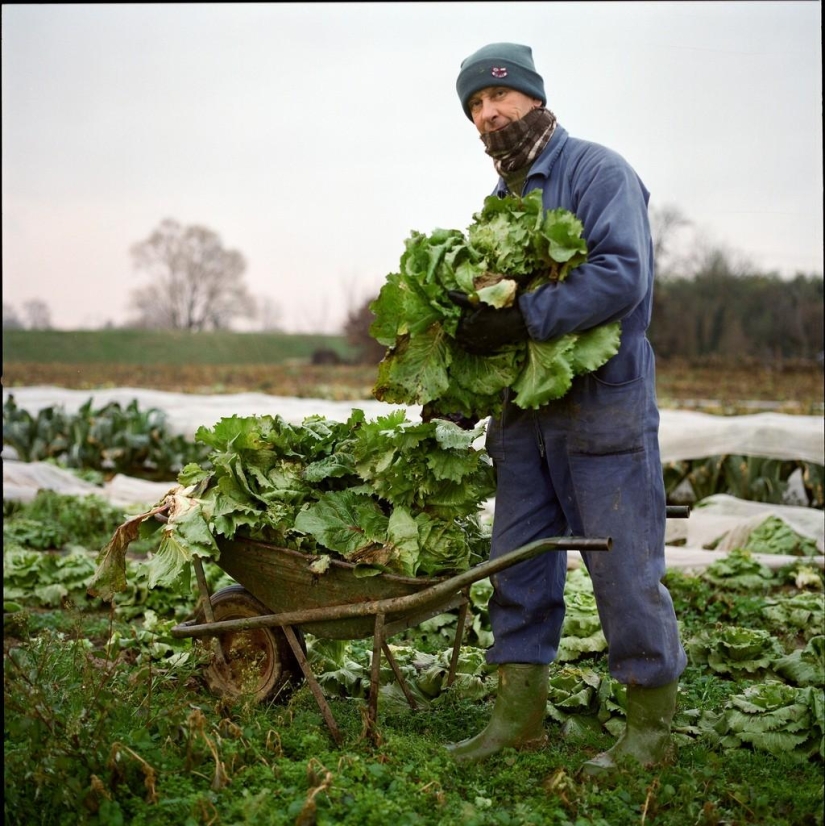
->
567;374;646;455
568;448;651;540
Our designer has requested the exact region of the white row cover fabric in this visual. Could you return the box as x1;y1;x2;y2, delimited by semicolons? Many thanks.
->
659;409;823;465
2;456;175;509
4;386;823;572
664;494;824;554
4;386;824;464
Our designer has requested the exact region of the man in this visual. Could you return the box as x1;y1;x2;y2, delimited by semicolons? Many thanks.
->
445;43;687;776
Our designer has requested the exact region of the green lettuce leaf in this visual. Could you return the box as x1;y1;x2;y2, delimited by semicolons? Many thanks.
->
293;490;389;558
568;323;623;375
511;336;577;408
743;515;822;557
373;328;453;408
773;636;825;688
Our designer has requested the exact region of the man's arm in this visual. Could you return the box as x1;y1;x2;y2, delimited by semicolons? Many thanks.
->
521;148;653;342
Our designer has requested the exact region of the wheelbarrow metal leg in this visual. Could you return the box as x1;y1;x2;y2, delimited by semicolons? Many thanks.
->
381;640;418;711
192;557;229;670
192;558;214;622
446;594;470;687
368;613;385;743
282;624;343;746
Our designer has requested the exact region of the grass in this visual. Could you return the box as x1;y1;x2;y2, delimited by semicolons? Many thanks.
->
653;358;823;414
5;616;823;826
2;361;381;400
1;328;358;365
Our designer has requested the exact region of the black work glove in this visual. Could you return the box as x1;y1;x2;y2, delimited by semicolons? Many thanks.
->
421;403;481;430
448;290;529;355
420;403;478;430
438;412;479;430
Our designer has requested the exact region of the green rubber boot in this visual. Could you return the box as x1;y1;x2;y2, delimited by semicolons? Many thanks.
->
446;664;549;764
580;681;678;777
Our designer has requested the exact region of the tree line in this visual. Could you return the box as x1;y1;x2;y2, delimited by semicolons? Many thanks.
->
649;267;823;363
4;214;823;366
347;206;823;366
644;205;822;364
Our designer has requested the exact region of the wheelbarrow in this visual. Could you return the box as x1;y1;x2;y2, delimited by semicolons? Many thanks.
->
169;505;689;744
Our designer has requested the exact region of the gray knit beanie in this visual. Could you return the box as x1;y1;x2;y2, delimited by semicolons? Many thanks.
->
456;42;546;120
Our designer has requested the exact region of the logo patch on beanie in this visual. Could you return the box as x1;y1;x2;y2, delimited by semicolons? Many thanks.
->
491;66;508;78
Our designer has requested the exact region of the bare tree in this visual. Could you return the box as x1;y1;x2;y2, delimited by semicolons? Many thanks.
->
257;295;284;332
3;303;24;330
23;299;52;330
128;219;256;331
649;204;691;277
343;295;388;364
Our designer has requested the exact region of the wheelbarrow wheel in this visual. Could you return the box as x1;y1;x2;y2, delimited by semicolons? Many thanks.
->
195;585;305;703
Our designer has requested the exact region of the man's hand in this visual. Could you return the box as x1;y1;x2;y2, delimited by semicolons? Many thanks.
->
421;403;479;430
448;291;529;355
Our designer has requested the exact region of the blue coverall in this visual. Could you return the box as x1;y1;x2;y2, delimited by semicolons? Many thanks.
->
485;125;687;688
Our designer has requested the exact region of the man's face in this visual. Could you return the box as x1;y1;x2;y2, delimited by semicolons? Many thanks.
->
468;86;542;134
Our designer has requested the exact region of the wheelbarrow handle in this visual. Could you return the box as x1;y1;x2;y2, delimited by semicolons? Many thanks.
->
445;535;611;594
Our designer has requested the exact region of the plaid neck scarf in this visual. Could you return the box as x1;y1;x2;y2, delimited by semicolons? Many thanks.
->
480;107;558;179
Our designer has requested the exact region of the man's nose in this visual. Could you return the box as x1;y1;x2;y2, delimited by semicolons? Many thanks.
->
480;97;499;122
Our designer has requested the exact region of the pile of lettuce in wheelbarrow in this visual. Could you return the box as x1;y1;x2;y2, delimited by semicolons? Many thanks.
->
89;410;497;600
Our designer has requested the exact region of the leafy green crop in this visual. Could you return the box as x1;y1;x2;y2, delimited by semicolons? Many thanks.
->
743;515;822;557
3;395;210;480
705;681;824;761
557;567;608;662
686;625;786;678
762;591;825;641
700;548;776;592
3;546;99;609
89;410;495;599
2;489;137;553
773;636;825;688
545;666;603;723
307;638;495;709
370;190;621;421
6;530;825;824
664;455;825;508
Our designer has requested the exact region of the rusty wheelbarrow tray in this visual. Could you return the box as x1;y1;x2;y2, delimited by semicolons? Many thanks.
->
171;534;612;745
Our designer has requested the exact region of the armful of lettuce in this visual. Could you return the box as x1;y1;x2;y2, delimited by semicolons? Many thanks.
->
369;190;621;422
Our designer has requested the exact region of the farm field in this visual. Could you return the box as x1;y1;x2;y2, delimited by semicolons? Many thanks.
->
3;328;823;412
4;488;824;826
4;331;824;825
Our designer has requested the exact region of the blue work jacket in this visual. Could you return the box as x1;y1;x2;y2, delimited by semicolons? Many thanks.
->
497;126;656;373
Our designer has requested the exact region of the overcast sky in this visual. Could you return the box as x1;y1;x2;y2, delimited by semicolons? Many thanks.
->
2;2;822;333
